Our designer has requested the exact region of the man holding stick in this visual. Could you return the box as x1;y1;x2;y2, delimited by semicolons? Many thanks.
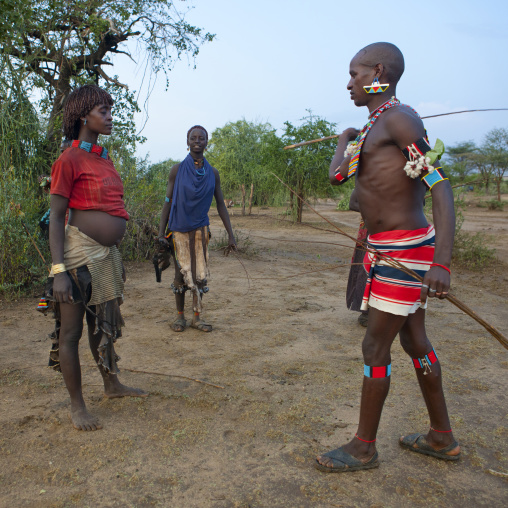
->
316;42;459;472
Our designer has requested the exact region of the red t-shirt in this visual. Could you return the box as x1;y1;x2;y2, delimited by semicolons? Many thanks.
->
50;146;129;220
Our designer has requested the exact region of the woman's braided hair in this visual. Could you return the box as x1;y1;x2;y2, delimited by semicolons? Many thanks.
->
186;125;208;143
63;84;114;140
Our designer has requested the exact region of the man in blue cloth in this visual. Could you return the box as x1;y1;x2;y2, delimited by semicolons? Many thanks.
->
158;125;236;332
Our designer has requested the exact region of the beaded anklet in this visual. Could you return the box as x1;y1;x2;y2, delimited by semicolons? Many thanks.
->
430;427;452;433
355;434;376;443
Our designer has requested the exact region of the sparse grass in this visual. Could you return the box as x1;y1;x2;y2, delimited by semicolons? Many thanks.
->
209;227;257;256
476;199;504;211
453;231;496;269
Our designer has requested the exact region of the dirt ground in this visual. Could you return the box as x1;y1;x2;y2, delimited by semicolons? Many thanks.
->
1;200;508;508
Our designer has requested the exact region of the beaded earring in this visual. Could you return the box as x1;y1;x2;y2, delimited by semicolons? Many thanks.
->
363;77;389;94
84;119;87;125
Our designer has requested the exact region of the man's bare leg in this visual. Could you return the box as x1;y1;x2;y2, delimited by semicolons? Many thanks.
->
316;308;406;467
85;311;148;399
59;302;102;431
399;310;460;455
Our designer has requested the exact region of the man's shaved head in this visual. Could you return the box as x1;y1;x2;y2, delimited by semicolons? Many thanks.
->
354;42;405;84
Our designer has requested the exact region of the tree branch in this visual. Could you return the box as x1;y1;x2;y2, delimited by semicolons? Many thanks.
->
96;67;128;89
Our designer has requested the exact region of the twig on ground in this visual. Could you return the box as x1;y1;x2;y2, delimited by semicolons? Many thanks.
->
485;469;508;479
121;367;225;389
2;364;225;389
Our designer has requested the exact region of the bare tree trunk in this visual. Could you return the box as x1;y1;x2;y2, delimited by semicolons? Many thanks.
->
241;184;246;216
248;183;254;215
497;178;501;202
296;194;303;223
42;65;73;168
296;181;304;223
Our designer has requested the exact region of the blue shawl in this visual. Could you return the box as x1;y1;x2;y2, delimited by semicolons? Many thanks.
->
168;154;216;233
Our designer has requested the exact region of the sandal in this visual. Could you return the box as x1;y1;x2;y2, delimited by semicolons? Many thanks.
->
315;446;379;473
399;433;460;461
171;316;187;332
191;319;212;332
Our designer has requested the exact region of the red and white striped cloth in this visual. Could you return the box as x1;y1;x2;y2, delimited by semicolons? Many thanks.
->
361;225;435;316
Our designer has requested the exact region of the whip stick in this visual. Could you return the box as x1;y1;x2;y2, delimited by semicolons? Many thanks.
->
283;108;508;150
272;173;508;350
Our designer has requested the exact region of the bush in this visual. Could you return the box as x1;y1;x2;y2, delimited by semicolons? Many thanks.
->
486;199;504;211
452;197;496;269
335;181;354;211
0;175;49;293
453;231;496;269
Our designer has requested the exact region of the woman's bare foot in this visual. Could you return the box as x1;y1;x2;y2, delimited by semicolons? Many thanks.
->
104;382;149;399
69;407;103;431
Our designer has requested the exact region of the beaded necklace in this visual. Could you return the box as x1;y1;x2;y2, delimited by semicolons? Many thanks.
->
71;140;109;159
346;96;400;178
193;158;205;176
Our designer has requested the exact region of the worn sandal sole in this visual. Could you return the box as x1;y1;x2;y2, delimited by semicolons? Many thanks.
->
314;448;379;473
190;323;212;332
399;434;460;461
314;458;379;473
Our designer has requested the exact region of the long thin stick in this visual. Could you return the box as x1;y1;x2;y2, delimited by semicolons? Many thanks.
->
424;178;487;200
246;263;365;281
283;109;508;150
2;364;225;389
272;174;508;350
121;367;225;389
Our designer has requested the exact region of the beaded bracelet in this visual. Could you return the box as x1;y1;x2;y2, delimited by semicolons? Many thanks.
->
431;263;451;274
52;263;67;274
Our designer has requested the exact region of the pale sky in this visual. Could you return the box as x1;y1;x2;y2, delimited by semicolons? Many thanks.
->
112;0;508;164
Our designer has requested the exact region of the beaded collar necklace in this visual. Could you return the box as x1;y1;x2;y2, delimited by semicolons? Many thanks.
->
346;96;400;178
71;140;109;160
193;157;206;176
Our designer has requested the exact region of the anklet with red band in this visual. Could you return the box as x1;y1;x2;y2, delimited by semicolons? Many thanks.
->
431;263;451;274
355;433;376;443
412;348;438;375
430;427;452;433
364;364;391;378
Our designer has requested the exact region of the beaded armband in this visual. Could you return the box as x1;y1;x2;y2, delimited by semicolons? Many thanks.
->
401;137;435;178
402;137;448;189
421;166;448;190
334;168;349;183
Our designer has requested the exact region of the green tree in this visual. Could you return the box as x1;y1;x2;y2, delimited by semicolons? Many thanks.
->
280;111;337;222
444;141;476;182
0;0;214;161
482;128;508;202
207;119;275;214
